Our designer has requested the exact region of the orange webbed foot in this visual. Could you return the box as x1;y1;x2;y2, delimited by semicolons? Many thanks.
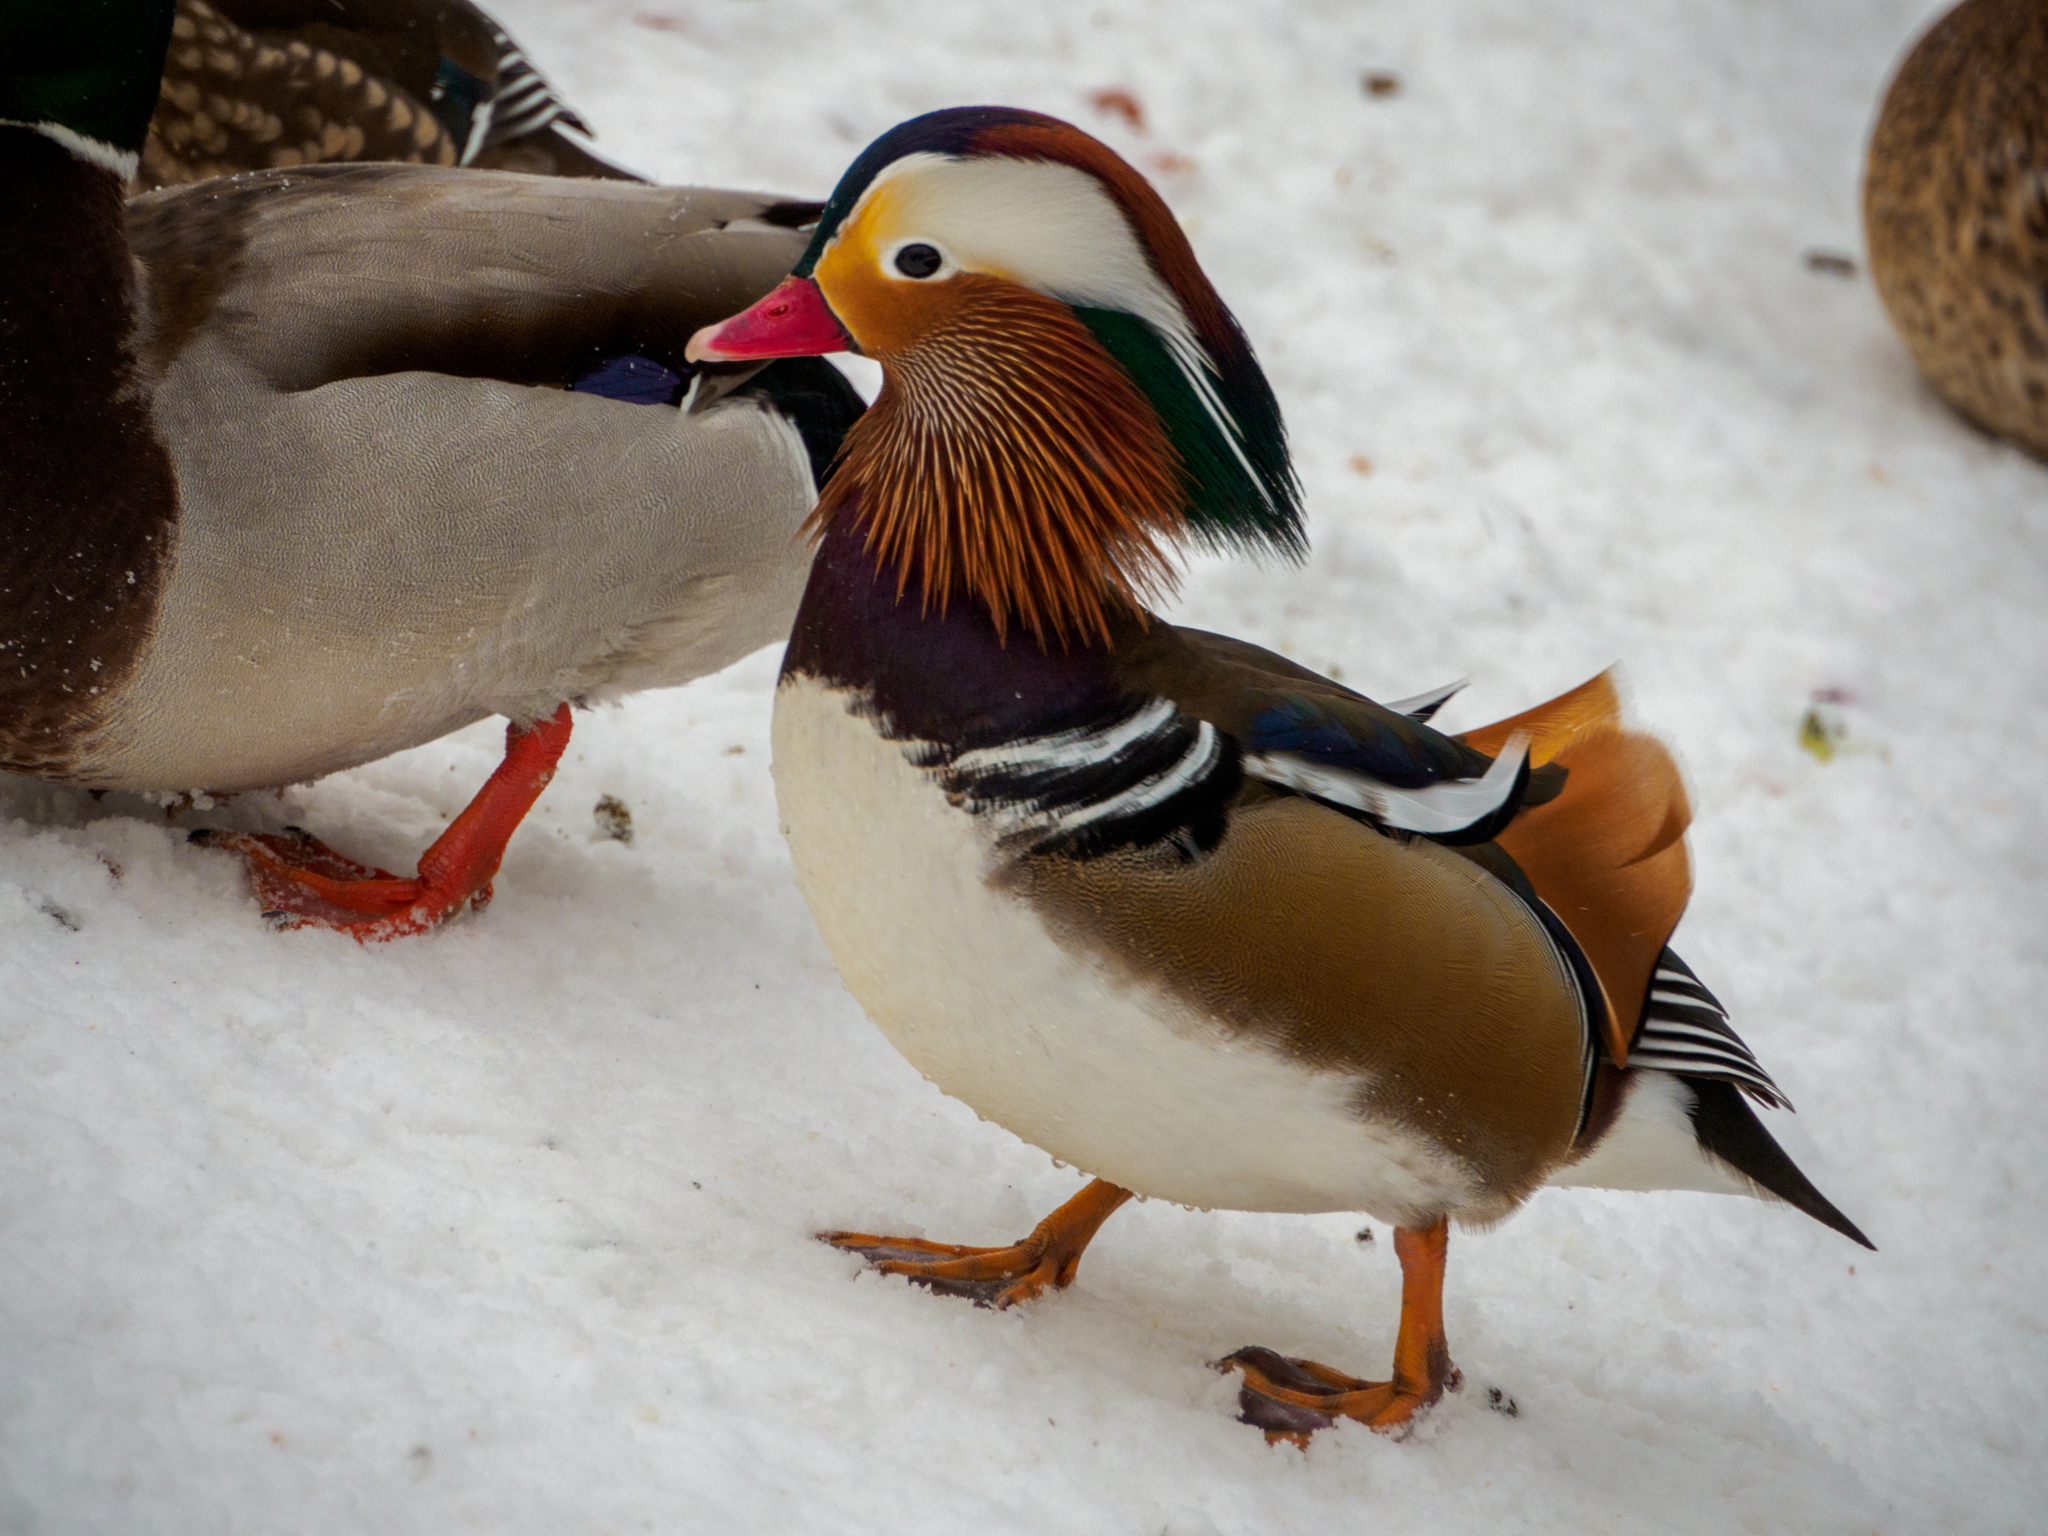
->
821;1178;1133;1310
189;704;570;942
1216;1345;1459;1444
1217;1217;1459;1446
820;1232;1078;1308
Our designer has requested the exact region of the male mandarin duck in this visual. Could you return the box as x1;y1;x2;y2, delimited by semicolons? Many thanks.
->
688;107;1872;1440
139;0;635;190
1;0;862;940
1866;0;2048;460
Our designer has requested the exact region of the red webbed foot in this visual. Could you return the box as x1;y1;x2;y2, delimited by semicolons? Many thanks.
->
191;704;572;942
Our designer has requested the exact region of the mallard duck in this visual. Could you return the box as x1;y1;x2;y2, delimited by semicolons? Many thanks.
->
139;0;635;190
687;106;1872;1440
1;0;861;939
1865;0;2048;459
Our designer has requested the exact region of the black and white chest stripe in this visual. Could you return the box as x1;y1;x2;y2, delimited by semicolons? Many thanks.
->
911;686;1537;861
911;695;1238;859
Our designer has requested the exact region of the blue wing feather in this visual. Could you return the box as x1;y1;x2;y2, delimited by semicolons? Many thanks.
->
1245;694;1470;788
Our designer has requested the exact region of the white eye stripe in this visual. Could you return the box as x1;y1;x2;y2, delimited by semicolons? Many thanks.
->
856;153;1271;506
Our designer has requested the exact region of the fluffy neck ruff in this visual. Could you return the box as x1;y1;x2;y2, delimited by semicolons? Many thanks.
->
811;276;1187;648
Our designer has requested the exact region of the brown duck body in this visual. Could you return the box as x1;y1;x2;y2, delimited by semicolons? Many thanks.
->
1;132;836;792
139;0;632;190
1866;0;2048;458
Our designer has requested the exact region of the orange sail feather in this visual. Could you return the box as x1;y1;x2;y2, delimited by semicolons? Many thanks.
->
1460;673;1692;1066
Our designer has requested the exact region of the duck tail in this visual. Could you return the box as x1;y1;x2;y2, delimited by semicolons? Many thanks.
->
1458;671;1692;1068
1686;1076;1875;1249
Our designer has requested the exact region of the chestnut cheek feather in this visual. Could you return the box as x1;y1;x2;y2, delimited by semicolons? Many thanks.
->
807;274;1190;649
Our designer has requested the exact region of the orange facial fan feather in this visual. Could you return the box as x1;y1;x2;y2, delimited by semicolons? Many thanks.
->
810;276;1189;647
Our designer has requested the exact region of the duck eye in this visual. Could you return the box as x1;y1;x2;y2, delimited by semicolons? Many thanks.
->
894;243;944;279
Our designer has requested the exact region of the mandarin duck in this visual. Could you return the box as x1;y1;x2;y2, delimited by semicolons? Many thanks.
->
1;0;862;940
139;0;635;190
1866;0;2048;460
687;107;1873;1440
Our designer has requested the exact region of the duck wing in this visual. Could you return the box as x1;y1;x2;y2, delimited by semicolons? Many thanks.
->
126;165;818;394
1115;622;1548;846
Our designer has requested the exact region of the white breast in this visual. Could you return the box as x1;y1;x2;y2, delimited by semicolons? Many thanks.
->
771;676;1480;1224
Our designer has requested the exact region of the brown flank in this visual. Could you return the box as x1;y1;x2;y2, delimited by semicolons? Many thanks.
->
0;137;177;778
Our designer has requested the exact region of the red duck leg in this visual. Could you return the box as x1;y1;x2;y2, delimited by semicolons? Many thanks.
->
1217;1217;1461;1444
194;704;573;942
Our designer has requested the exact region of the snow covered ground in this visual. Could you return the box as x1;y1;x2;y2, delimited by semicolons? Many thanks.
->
5;0;2044;1529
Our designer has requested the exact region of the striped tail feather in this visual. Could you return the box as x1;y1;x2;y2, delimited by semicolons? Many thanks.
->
1633;949;1788;1109
484;27;590;140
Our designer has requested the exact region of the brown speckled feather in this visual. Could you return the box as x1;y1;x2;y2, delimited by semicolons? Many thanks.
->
138;0;634;190
144;0;457;187
1865;0;2048;458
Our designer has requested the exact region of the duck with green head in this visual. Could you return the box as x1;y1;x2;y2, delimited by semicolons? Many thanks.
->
689;106;1871;1441
1;0;862;939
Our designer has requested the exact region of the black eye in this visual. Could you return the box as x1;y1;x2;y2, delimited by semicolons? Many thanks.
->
894;243;943;279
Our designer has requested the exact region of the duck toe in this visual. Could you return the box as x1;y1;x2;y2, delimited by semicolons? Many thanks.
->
1216;1344;1457;1444
818;1231;1074;1309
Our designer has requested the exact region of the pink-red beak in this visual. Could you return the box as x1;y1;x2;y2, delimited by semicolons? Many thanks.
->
685;276;852;363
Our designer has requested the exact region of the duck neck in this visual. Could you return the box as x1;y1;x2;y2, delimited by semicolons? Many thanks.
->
0;125;178;776
783;510;1147;748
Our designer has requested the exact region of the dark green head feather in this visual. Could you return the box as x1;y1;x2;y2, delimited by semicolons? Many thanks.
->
0;0;175;154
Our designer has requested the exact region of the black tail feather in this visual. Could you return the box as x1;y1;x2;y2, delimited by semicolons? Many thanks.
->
1685;1076;1874;1250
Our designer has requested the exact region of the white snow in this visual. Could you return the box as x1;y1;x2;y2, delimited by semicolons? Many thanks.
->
5;0;2044;1529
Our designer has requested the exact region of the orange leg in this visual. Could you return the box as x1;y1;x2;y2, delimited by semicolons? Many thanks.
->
191;705;573;943
821;1178;1133;1309
1217;1217;1461;1444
